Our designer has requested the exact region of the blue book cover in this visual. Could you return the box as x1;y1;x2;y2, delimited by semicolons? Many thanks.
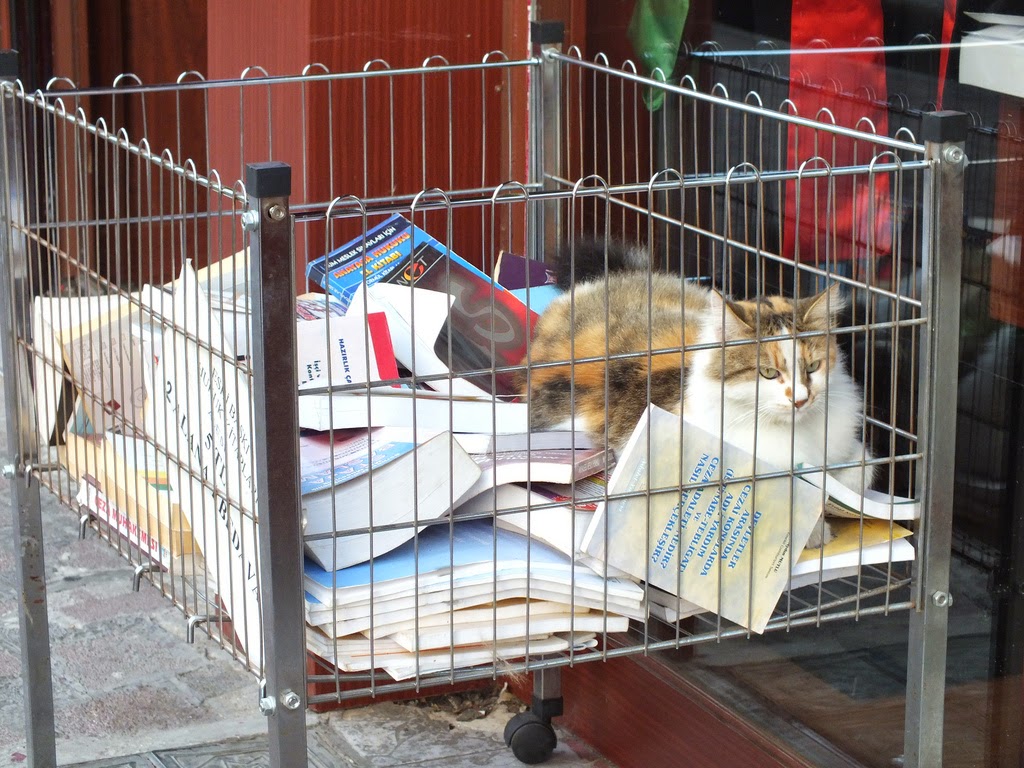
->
306;213;503;311
305;214;537;396
303;519;574;595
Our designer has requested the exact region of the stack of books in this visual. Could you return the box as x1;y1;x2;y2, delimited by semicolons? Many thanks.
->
40;212;919;676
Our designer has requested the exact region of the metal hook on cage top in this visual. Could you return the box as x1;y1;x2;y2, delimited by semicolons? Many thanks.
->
302;62;330;77
176;70;207;84
644;168;685;269
240;65;270;80
888;91;911;115
759;60;782;79
568;173;612;219
862;150;907;284
45;75;78;91
693;39;725;58
855;84;880;109
909;32;938;46
230;177;248;216
72;106;92;138
421;54;452;69
206;168;244;209
778;98;800;117
789;68;813;88
726;53;750;72
6;78;26;98
361;59;393;74
815;106;838;126
822;76;844;97
112;72;147;142
893;125;919;145
564;44;584;61
854;115;881;139
996;119;1020;139
321;195;368;294
50;96;70;121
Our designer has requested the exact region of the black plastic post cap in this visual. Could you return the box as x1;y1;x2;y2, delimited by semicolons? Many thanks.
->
921;111;968;144
0;51;18;79
531;21;565;46
245;161;291;198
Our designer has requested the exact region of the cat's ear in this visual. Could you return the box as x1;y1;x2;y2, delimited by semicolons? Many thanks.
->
800;283;846;328
704;290;754;339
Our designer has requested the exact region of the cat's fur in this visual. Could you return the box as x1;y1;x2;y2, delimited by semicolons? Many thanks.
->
522;239;876;546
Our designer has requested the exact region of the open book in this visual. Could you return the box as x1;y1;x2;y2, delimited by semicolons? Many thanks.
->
582;404;826;634
797;466;920;521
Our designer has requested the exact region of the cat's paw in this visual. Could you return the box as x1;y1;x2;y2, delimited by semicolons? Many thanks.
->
804;517;839;549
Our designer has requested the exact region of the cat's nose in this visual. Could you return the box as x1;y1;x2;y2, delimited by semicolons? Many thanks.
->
793;397;809;409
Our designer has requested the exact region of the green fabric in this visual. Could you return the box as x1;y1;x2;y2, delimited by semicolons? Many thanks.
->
627;0;690;110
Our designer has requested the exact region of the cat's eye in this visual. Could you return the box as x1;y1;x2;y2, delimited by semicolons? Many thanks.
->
759;365;779;379
806;359;822;373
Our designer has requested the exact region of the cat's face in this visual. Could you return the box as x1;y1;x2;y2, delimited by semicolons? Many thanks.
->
698;285;844;423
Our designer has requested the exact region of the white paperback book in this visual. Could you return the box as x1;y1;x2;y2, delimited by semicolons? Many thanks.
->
387;605;629;653
299;427;481;569
306;579;641;638
297;388;530;434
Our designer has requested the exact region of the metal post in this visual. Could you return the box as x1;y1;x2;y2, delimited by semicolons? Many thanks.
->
245;162;308;766
532;666;563;721
0;50;57;768
528;20;564;262
904;110;967;768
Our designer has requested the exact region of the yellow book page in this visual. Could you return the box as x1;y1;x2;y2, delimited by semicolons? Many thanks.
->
798;518;912;564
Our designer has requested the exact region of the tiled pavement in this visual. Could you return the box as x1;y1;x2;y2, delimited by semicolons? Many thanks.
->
0;383;613;767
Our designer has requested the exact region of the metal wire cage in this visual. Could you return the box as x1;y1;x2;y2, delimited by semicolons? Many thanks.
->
0;21;964;768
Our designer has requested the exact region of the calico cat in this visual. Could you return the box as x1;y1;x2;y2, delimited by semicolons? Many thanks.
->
523;239;876;545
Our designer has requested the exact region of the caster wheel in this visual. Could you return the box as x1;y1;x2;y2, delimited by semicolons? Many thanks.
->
504;711;557;765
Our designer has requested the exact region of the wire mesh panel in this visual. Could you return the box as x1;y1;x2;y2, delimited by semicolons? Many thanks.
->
0;80;268;668
0;28;964;768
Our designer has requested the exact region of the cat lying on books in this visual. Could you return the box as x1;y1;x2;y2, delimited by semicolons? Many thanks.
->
522;239;876;547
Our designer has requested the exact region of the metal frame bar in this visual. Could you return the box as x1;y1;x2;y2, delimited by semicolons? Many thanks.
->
0;50;57;768
246;162;309;765
904;110;968;768
528;20;564;262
